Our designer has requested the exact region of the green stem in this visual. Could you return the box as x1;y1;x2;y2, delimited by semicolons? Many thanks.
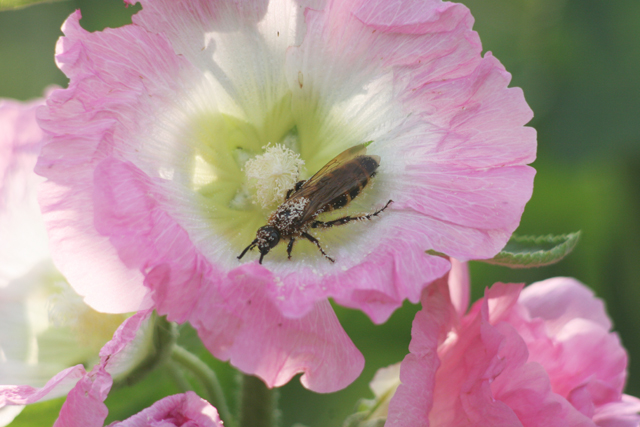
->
171;345;235;427
165;361;192;393
238;374;278;427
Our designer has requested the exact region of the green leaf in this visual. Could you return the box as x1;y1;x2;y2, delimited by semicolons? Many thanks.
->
0;0;66;11
7;397;64;426
426;249;448;258
481;232;581;268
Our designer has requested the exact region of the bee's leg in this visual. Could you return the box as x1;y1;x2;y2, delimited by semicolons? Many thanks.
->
311;199;393;229
301;232;335;263
287;237;296;259
237;239;258;260
285;180;307;200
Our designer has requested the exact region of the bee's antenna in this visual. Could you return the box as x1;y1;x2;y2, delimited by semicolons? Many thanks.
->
238;239;258;260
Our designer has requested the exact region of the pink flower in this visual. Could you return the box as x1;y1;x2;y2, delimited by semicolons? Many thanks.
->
386;263;640;426
1;311;153;427
107;392;222;427
36;0;536;391
0;98;155;426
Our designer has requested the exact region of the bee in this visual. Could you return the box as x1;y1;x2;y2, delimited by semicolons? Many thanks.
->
238;143;393;264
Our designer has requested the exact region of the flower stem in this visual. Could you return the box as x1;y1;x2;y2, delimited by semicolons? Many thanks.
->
238;374;279;427
165;361;192;393
171;345;235;427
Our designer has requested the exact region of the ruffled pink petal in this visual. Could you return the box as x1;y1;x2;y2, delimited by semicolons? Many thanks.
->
593;395;640;427
35;10;190;313
519;277;612;332
107;392;222;427
126;0;270;59
299;223;453;323
428;288;529;426
53;366;111;427
388;279;627;426
0;366;86;408
386;278;455;427
53;311;151;427
0;311;149;423
509;279;628;413
191;265;365;392
354;0;470;35
487;323;595;427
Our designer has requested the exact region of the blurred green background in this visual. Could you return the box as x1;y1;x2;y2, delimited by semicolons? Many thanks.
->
1;0;639;426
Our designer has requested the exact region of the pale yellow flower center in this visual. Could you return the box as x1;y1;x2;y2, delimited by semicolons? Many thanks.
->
244;143;305;209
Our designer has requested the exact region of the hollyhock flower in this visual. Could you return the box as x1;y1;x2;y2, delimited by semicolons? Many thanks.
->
107;391;222;427
386;265;640;426
0;98;154;425
4;311;152;427
36;0;536;391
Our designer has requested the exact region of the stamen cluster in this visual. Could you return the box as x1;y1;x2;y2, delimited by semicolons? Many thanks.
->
244;144;305;209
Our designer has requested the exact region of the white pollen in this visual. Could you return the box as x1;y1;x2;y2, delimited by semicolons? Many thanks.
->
244;143;304;209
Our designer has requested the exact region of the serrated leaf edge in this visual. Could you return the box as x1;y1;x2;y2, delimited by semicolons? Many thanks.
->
482;231;581;268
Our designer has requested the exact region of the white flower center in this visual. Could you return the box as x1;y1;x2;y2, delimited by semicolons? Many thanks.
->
244;143;304;209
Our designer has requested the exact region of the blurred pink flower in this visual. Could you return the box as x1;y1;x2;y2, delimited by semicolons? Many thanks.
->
0;98;154;426
386;265;640;426
37;0;535;391
1;311;152;427
107;392;222;427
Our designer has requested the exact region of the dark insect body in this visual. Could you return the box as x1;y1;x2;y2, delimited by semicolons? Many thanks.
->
238;143;393;264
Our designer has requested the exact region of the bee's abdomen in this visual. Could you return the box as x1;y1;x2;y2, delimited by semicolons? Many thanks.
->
326;155;379;211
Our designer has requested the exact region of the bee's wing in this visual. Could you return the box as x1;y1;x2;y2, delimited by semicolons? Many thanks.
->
292;151;380;223
301;143;369;189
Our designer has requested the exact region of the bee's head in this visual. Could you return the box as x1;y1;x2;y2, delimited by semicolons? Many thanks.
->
237;226;281;264
255;226;281;262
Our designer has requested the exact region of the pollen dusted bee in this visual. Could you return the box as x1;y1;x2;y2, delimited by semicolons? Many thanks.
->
238;143;393;264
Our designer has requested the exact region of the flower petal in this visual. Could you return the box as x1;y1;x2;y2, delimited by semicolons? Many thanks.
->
35;11;187;313
388;280;607;426
0;366;86;408
448;258;469;317
593;394;640;427
0;98;48;284
107;391;222;427
52;311;152;427
52;366;110;427
386;279;454;427
513;278;628;412
0;312;150;425
190;264;365;392
0;405;24;427
519;277;612;332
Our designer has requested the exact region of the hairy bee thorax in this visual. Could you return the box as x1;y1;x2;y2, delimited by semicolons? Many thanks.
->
268;197;311;236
